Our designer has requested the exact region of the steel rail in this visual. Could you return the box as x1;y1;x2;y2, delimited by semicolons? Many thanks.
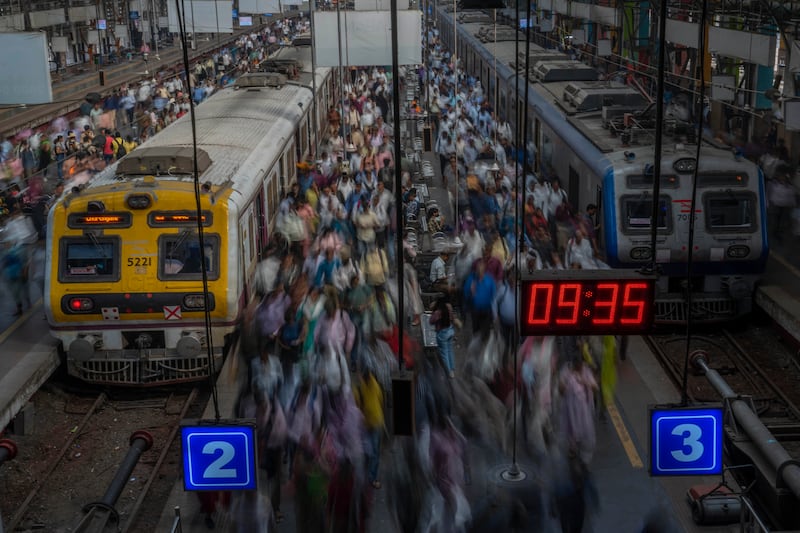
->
7;392;107;531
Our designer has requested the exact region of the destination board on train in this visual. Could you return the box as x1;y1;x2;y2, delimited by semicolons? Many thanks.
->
519;271;656;335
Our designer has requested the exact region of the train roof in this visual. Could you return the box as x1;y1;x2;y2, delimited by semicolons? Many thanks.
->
86;49;324;195
442;8;742;170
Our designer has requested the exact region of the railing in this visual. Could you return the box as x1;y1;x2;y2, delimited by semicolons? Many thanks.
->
169;506;183;533
740;496;770;533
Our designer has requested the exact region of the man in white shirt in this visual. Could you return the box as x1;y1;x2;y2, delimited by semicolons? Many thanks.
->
429;250;450;292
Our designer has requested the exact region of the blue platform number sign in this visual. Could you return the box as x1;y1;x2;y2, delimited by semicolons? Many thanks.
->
650;407;723;476
181;424;257;491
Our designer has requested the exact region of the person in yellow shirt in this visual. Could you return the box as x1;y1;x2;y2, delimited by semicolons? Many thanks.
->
122;135;137;156
353;367;385;489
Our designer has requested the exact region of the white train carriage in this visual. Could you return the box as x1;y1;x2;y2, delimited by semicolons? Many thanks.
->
436;8;769;322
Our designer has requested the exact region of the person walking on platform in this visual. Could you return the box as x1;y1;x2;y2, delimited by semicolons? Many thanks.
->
429;294;456;377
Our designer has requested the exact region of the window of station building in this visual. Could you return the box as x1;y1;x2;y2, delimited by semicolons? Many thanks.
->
621;195;671;233
59;237;120;282
704;192;756;232
158;233;220;280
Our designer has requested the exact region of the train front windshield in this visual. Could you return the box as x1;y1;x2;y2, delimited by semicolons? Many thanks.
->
705;194;756;231
621;196;670;232
60;239;118;281
159;234;219;279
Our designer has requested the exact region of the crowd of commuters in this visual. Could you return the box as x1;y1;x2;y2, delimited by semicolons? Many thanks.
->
0;9;797;532
205;23;677;532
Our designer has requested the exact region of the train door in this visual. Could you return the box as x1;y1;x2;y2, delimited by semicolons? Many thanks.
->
568;165;580;208
256;190;266;259
533;118;541;172
266;171;279;228
285;141;296;187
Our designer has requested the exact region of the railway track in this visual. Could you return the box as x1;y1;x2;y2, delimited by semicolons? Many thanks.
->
645;326;800;426
2;386;204;532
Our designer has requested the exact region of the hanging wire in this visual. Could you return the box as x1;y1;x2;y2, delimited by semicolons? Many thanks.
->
648;0;668;274
680;0;709;406
176;0;220;421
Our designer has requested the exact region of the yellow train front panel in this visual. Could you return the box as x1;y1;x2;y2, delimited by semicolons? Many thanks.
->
45;179;237;385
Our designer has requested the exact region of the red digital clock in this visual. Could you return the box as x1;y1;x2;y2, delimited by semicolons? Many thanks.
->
520;271;656;335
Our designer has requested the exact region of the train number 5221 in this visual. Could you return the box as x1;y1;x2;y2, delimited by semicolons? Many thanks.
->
127;257;152;267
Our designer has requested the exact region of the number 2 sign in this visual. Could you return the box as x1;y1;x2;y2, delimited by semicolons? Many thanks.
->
650;407;723;476
181;423;258;491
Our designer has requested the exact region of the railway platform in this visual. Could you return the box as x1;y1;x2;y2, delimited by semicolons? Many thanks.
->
158;337;741;532
0;245;59;432
755;243;800;346
0;30;255;137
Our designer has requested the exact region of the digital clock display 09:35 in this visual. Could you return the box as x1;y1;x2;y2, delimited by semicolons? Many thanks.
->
519;275;655;335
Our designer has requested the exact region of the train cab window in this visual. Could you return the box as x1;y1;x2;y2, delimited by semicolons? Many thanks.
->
59;237;120;282
621;195;671;233
704;193;756;232
158;233;220;280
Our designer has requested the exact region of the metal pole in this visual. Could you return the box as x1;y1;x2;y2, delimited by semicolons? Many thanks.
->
189;0;196;49
76;431;153;532
452;1;458;228
391;0;405;369
151;0;160;57
423;0;429;126
648;0;667;273
95;0;103;69
336;0;345;128
691;352;800;499
493;8;497;148
309;0;319;155
452;0;456;69
213;0;220;47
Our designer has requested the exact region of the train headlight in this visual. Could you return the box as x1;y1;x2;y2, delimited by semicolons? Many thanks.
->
68;297;95;312
69;335;102;361
727;245;750;259
183;294;207;309
177;332;203;357
630;247;652;260
728;279;750;299
673;158;696;173
126;194;152;209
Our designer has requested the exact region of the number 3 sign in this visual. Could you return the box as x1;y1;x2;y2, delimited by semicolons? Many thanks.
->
181;423;258;491
650;407;723;476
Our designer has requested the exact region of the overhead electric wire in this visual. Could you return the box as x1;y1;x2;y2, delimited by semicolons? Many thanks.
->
648;0;668;275
681;0;710;406
175;0;221;421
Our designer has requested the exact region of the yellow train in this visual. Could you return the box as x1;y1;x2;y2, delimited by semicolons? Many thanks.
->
45;47;334;385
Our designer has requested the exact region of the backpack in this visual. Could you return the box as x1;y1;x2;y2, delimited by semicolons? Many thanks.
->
116;138;126;157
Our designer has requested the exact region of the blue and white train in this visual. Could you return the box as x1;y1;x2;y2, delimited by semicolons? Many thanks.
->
436;7;768;322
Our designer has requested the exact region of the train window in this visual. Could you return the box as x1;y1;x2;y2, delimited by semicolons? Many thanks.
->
626;174;679;188
621;195;671;232
704;193;756;232
59;237;120;282
158;233;220;280
697;173;749;187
